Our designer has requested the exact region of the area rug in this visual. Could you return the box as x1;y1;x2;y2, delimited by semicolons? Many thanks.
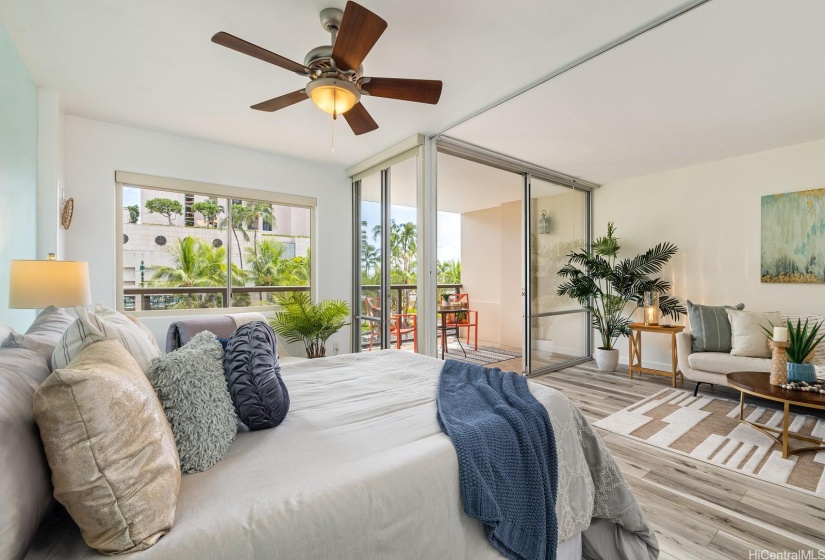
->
594;388;825;496
437;344;521;367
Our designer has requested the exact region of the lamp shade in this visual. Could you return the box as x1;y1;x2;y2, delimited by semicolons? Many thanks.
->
9;259;92;309
306;78;360;115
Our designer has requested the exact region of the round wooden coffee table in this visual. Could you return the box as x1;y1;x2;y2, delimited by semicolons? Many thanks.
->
727;371;825;459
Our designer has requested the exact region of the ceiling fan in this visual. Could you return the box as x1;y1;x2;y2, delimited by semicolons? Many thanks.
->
211;1;443;136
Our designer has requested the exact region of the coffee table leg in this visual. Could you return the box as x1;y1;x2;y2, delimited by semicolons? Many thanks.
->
739;392;744;421
782;401;790;459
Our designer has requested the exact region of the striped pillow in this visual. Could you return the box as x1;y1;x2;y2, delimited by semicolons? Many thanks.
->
687;300;745;353
51;305;161;374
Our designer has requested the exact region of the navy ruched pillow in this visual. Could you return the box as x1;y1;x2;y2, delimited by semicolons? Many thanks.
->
224;321;290;430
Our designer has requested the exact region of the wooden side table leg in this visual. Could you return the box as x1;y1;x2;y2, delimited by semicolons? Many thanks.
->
782;401;790;459
670;332;677;387
628;331;635;379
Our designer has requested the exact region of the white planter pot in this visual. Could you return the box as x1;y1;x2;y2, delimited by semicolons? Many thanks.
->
593;348;619;372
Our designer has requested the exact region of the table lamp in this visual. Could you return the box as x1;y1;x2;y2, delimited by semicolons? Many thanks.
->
9;254;92;309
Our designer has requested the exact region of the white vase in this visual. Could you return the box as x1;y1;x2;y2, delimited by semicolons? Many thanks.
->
593;348;619;372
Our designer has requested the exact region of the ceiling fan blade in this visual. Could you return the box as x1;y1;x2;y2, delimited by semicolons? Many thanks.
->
343;103;379;135
250;90;308;112
361;77;442;104
212;32;310;76
331;1;387;71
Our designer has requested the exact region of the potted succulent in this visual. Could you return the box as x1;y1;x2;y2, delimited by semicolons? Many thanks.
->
784;319;824;383
269;293;350;359
557;222;685;372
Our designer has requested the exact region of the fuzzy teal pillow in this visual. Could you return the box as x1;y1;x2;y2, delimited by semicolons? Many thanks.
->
147;331;237;473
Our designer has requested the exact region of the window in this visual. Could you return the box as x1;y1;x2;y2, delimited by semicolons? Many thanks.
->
116;172;315;313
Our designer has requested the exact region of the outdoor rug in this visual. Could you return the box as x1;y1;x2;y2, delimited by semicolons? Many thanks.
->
594;388;825;496
437;343;521;367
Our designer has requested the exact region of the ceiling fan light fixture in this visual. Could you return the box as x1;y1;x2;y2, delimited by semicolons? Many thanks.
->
306;78;360;115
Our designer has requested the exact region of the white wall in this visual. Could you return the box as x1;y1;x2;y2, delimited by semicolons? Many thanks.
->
64;116;352;352
37;88;66;260
594;137;825;369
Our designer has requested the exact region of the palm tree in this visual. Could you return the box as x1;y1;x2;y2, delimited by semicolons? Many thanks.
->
245;239;286;302
246;203;275;257
152;236;243;308
373;220;417;313
221;203;253;270
437;260;461;284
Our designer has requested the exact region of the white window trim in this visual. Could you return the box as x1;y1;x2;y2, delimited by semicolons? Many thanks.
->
115;171;317;316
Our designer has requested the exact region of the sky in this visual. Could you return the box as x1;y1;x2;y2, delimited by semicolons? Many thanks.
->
361;202;461;263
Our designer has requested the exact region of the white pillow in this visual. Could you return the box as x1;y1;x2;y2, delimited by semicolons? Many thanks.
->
52;305;161;373
727;309;781;358
0;323;14;341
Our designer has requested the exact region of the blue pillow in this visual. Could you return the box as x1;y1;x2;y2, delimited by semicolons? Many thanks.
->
217;337;229;351
224;322;289;430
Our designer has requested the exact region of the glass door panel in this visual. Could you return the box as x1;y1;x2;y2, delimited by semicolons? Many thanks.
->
388;157;418;352
357;172;383;351
528;177;589;374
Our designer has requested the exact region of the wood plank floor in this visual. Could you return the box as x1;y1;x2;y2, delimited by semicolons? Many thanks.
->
531;361;825;560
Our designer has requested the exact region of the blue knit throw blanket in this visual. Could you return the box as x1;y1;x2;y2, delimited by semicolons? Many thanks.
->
436;360;558;560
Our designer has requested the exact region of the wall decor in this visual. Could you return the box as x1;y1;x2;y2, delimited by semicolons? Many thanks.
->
761;188;825;283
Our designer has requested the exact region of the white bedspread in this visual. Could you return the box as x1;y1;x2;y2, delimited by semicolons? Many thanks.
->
27;351;652;559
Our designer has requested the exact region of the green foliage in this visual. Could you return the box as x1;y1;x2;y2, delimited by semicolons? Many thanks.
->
557;221;686;350
145;197;183;225
437;260;461;284
152;236;244;309
126;205;140;224
269;292;349;358
786;318;825;364
192;199;224;228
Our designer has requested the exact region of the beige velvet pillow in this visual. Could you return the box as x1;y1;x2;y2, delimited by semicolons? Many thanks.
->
727;309;781;358
33;340;181;555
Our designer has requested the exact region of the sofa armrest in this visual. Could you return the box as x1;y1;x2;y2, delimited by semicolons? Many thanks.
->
676;331;693;374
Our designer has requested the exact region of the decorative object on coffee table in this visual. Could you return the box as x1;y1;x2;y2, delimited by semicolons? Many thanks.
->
628;323;684;387
785;318;824;383
557;221;686;372
768;340;789;386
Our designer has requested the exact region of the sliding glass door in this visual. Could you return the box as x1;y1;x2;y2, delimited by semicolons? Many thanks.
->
352;153;420;353
526;176;590;375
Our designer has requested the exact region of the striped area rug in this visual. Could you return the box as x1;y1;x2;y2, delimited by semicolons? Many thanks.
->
437;344;521;366
594;388;825;496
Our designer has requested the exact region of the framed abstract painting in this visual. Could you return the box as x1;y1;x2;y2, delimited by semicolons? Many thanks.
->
761;188;825;283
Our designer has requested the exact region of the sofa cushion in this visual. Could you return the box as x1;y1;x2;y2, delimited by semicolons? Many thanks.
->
727;309;781;358
688;351;772;375
224;321;290;431
52;305;160;373
1;332;57;365
687;301;744;353
33;340;180;554
147;331;237;474
0;348;53;560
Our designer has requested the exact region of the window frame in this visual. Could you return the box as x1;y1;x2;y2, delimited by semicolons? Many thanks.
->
115;171;317;317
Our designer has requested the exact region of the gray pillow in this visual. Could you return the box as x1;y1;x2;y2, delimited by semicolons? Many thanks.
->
1;332;57;367
25;306;74;344
687;300;745;353
147;331;237;474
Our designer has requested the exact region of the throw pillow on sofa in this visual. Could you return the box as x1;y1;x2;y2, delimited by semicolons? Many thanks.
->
52;305;160;373
33;340;180;555
147;331;237;474
687;300;744;353
25;305;75;343
727;309;781;358
1;332;56;365
225;321;290;430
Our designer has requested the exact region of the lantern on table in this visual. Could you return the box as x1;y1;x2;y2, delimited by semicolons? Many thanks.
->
643;291;660;326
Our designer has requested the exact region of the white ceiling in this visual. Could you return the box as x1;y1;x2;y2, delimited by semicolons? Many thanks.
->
448;0;825;185
0;0;686;168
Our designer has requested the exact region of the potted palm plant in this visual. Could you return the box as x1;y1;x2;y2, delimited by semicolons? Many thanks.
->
557;222;686;372
269;293;350;359
785;319;824;383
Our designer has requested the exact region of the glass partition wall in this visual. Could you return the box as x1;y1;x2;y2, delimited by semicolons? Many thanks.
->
352;153;420;353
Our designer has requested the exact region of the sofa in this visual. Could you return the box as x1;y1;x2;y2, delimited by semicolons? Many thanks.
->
676;313;825;396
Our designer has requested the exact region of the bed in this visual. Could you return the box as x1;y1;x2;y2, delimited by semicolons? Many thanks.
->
27;350;657;559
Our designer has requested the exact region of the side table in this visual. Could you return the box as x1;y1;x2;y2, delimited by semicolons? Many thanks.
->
628;323;685;387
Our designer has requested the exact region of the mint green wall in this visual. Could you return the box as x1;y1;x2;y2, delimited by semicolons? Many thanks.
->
0;19;37;330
